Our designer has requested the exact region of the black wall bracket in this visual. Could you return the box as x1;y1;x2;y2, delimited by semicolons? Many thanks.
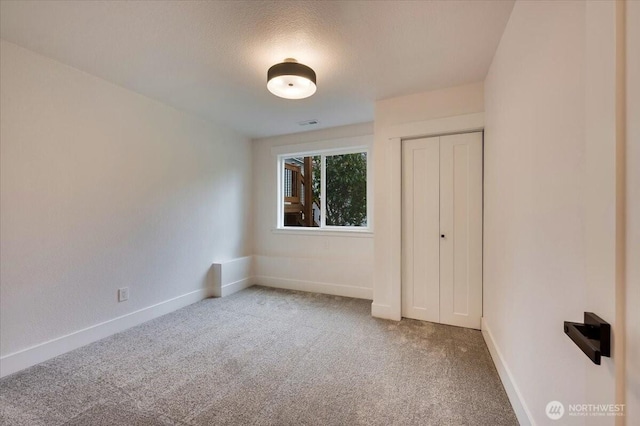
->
564;312;611;365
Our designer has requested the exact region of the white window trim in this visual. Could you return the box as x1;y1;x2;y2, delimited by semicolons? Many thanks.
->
274;136;373;233
270;228;373;238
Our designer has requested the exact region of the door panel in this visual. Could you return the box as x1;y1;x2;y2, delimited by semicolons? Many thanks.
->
439;133;483;329
402;137;440;322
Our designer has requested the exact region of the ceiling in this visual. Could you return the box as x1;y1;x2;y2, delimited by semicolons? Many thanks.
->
0;1;514;138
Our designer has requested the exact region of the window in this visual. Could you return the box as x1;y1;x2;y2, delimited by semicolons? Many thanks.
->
278;148;369;230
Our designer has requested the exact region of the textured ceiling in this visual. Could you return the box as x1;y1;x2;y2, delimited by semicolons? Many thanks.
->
0;1;514;138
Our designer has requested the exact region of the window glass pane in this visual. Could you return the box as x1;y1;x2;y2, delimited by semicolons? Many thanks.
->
325;152;367;226
283;156;321;227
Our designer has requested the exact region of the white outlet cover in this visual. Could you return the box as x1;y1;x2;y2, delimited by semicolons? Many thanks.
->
118;287;129;302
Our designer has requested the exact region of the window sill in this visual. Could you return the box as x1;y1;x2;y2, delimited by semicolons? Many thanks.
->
271;228;374;238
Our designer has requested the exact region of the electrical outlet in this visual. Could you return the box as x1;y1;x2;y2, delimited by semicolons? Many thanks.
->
118;287;129;302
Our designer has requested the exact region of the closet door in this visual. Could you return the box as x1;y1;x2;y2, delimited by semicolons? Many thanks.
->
401;137;440;322
439;132;483;329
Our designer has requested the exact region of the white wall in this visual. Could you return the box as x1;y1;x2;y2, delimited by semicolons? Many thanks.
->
484;1;629;424
626;0;640;420
372;82;484;320
375;82;484;130
0;41;252;372
252;123;374;299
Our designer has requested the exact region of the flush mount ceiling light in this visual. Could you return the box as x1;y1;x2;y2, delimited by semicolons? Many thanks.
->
267;59;316;100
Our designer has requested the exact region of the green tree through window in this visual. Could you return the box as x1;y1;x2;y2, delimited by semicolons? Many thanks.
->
325;153;367;226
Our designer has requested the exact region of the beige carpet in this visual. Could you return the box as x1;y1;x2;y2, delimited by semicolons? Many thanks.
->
0;286;518;425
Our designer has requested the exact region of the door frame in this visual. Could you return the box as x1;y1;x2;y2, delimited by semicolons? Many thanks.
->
372;112;485;321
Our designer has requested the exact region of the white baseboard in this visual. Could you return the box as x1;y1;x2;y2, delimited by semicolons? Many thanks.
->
371;302;401;321
210;256;253;298
221;277;254;297
254;275;372;300
0;288;208;378
481;318;535;426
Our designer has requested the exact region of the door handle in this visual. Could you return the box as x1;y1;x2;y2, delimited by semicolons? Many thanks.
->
564;312;610;365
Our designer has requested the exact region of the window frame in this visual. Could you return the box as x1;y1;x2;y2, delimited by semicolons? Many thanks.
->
276;145;372;233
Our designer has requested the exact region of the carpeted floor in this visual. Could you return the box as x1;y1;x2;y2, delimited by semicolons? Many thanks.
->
0;286;518;425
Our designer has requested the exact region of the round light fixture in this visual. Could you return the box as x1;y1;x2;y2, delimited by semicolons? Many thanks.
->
267;59;316;100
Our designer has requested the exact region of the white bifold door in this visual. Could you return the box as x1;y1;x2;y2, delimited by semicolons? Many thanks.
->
402;132;483;329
